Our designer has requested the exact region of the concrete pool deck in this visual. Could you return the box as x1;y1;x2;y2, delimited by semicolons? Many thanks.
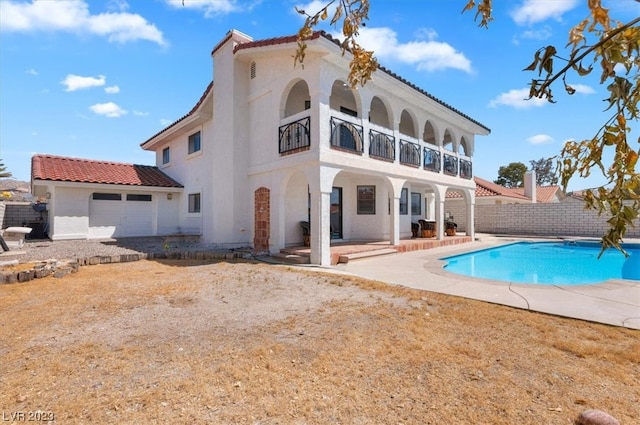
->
333;236;640;330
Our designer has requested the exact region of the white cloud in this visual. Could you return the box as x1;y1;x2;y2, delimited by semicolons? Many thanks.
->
133;110;149;116
511;0;579;25
25;68;38;75
90;102;127;118
165;0;237;18
293;1;330;17
61;74;106;92
160;118;173;127
527;134;554;145
488;88;549;109
105;85;120;94
336;26;472;74
568;83;595;94
0;0;166;46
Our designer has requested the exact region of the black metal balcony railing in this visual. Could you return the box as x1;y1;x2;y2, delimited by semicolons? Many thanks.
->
279;116;310;154
330;116;364;153
460;158;473;179
399;140;420;167
369;129;395;161
423;146;441;172
443;153;458;176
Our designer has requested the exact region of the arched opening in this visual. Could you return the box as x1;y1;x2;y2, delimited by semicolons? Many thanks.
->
423;120;438;145
283;79;311;118
329;80;358;116
369;96;391;128
460;136;471;156
443;129;454;152
399;109;417;138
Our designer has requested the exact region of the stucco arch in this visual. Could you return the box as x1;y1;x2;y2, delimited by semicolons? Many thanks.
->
329;79;361;116
281;79;311;119
443;128;456;152
423;120;439;146
399;109;418;138
460;136;472;157
369;95;392;128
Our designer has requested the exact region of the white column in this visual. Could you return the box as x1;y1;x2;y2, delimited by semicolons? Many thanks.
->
307;166;341;266
433;184;448;240
386;177;406;246
465;187;475;239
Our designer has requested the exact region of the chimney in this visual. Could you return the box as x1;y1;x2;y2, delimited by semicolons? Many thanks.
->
524;170;537;203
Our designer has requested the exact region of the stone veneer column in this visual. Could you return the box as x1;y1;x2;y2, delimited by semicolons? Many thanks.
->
253;187;270;250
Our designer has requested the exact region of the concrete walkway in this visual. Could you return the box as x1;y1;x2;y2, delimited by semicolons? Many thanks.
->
333;238;640;330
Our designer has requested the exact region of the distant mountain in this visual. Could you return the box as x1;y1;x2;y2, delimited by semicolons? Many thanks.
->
0;179;32;201
0;179;30;191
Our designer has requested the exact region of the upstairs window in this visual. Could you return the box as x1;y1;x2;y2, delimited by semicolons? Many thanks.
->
188;131;201;154
162;147;170;164
250;61;256;79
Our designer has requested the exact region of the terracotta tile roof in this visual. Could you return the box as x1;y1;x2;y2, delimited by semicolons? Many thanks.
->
31;154;183;188
233;30;490;133
447;176;560;202
140;81;213;148
512;185;561;203
232;32;321;53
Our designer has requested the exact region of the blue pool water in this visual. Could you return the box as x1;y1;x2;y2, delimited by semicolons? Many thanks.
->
441;241;640;285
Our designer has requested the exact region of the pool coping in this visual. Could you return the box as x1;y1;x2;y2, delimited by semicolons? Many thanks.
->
333;236;640;330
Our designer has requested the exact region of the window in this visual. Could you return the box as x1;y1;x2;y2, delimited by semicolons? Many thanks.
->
357;185;375;215
399;188;408;215
188;193;201;213
162;147;170;164
340;106;357;117
250;61;256;79
92;193;121;201
188;131;201;154
126;194;152;202
411;192;421;215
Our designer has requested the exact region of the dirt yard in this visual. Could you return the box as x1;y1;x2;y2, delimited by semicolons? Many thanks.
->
1;259;638;424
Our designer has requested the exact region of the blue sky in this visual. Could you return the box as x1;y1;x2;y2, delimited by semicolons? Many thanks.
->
1;0;639;191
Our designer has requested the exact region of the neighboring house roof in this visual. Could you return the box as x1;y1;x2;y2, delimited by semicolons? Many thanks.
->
512;185;561;203
31;154;183;188
447;177;561;203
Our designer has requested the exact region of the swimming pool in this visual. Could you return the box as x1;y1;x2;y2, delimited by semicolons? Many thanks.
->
441;241;640;285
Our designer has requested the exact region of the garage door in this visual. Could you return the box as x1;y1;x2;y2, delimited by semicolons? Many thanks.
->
89;193;153;238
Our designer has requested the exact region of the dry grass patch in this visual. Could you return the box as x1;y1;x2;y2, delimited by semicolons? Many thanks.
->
1;259;638;424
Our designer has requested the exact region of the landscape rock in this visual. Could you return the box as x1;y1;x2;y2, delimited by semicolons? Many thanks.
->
574;409;620;425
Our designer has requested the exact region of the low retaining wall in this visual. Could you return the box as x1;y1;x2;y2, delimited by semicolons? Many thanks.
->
0;250;249;284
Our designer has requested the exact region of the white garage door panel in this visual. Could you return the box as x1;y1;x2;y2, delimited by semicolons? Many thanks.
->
89;199;124;238
89;194;154;238
125;200;153;236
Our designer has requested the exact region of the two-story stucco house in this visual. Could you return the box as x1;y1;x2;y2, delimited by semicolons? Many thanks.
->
32;29;490;265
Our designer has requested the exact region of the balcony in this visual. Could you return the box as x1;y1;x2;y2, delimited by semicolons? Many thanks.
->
369;129;395;162
399;140;420;167
279;116;310;155
330;116;364;154
443;153;458;176
460;158;472;179
278;111;472;181
423;146;441;173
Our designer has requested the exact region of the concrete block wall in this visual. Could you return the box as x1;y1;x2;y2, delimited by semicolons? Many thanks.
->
1;202;48;231
474;200;640;239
